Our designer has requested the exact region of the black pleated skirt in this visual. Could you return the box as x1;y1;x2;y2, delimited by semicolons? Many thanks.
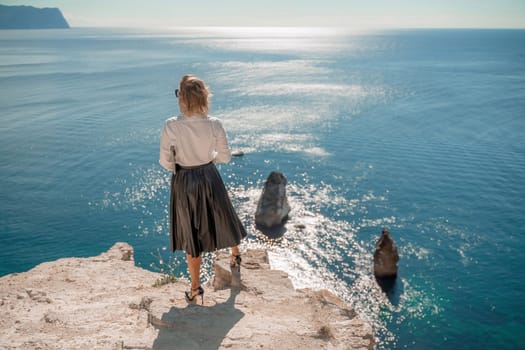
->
169;162;247;258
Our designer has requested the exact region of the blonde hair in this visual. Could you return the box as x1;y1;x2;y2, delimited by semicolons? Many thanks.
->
178;74;211;115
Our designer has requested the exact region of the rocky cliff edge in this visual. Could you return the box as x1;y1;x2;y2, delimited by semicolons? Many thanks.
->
0;242;374;349
0;5;69;29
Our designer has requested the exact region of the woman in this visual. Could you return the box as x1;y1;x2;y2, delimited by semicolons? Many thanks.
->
159;74;247;304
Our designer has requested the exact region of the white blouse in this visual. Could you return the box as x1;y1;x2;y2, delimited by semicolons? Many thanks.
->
159;115;232;171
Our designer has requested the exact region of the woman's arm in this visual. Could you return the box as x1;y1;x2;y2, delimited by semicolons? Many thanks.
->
212;119;232;163
159;121;175;171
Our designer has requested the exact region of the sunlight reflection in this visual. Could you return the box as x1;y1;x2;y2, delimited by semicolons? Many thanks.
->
172;27;349;54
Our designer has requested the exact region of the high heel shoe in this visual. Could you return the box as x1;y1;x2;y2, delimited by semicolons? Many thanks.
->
230;254;242;269
185;286;204;305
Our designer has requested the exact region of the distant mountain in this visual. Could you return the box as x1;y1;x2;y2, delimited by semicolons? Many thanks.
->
0;4;69;29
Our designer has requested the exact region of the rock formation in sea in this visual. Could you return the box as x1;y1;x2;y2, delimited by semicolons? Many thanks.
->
373;228;399;291
0;5;69;29
231;150;244;157
255;171;291;230
0;242;374;349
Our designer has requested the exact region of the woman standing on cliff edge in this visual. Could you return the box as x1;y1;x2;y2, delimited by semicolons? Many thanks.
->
159;74;247;303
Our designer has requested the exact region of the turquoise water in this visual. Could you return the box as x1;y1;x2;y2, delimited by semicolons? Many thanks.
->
1;27;524;349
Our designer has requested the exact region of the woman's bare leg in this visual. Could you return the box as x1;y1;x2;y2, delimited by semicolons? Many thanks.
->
230;245;241;268
186;254;202;290
231;245;239;257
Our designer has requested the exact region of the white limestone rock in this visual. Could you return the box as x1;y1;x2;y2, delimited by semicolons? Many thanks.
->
0;242;374;350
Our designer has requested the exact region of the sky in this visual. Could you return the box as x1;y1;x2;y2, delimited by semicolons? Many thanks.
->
2;0;525;29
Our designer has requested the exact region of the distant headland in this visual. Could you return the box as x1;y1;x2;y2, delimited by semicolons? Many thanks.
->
0;4;69;29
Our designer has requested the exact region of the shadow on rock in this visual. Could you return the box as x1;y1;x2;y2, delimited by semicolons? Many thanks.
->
375;275;404;307
151;288;243;350
255;223;288;239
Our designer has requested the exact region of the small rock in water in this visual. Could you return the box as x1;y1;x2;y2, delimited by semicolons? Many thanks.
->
231;150;244;157
373;228;399;294
255;171;291;230
373;228;399;279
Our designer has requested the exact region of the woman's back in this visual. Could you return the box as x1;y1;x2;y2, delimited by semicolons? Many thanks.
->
160;115;231;168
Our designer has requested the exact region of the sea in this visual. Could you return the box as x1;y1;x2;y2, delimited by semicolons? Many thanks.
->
0;27;524;349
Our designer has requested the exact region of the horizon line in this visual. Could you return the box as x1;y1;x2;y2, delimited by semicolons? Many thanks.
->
66;25;525;30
